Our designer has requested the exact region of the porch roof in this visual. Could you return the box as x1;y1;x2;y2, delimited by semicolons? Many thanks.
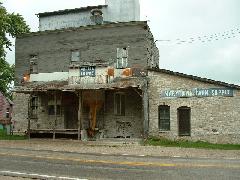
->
13;77;147;93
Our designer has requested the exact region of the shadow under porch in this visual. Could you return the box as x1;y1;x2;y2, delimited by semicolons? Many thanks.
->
28;88;145;140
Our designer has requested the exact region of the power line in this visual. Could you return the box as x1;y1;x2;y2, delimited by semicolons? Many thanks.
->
156;27;240;45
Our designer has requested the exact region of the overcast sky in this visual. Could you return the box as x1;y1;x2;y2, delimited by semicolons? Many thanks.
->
2;0;240;85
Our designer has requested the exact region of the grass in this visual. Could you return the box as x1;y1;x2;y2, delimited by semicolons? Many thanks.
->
144;137;240;150
0;129;27;140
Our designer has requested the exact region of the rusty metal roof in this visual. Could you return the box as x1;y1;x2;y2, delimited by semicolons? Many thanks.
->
14;81;68;92
149;68;240;89
13;77;147;93
37;5;107;17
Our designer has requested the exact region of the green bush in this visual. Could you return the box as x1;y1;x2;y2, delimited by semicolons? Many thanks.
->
145;136;240;150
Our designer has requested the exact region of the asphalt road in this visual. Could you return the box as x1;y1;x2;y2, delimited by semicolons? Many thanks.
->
0;147;239;180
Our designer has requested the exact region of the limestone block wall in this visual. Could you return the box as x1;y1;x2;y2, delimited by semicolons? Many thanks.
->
104;89;143;138
148;70;240;144
12;93;30;134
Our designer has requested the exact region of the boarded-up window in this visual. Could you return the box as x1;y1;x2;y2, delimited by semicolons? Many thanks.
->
158;105;170;131
114;93;125;116
29;96;38;119
71;51;80;62
116;48;128;69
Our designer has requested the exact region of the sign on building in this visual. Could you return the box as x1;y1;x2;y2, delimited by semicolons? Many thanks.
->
80;66;96;77
161;88;234;98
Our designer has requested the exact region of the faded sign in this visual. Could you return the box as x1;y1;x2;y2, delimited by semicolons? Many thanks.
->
161;88;234;98
80;66;95;77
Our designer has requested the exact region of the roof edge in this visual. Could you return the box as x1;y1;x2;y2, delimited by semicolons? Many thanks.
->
148;68;240;89
16;21;148;38
37;5;108;17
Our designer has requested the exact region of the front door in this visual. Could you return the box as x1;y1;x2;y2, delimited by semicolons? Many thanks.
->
63;93;78;129
178;106;191;136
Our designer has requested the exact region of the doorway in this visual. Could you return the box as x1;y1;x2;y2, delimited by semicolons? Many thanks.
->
178;106;191;136
63;93;78;129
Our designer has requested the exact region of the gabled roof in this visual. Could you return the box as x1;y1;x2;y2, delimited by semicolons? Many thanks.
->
37;5;108;17
149;68;240;89
0;91;14;105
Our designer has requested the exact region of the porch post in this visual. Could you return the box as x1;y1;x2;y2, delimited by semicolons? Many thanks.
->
78;91;82;140
142;80;149;139
53;91;57;140
27;93;32;140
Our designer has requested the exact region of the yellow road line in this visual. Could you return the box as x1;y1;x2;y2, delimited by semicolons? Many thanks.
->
0;152;239;169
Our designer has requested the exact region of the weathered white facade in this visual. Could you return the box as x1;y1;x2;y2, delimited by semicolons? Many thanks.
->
38;0;140;31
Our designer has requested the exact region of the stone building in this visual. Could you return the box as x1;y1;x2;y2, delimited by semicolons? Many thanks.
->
13;0;240;143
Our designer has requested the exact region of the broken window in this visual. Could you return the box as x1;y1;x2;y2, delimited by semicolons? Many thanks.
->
29;96;38;119
71;51;80;62
114;93;125;116
116;47;128;69
158;105;170;131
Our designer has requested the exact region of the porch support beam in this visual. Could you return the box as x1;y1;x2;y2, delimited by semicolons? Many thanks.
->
78;90;83;140
53;91;57;140
142;80;149;139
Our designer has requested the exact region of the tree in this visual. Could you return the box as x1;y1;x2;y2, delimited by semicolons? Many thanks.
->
0;2;30;98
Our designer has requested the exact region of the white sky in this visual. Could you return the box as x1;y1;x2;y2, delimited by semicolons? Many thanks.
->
2;0;240;85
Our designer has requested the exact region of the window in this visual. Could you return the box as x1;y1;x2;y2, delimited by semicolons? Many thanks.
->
47;93;61;116
48;105;61;116
158;105;170;131
71;51;80;62
6;108;10;118
29;96;38;119
116;47;128;69
114;93;125;116
29;54;38;74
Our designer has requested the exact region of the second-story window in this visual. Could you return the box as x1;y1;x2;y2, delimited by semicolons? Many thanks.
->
71;51;80;62
116;47;128;69
29;54;38;74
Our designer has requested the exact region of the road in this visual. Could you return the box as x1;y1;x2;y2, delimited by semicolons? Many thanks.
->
0;147;239;180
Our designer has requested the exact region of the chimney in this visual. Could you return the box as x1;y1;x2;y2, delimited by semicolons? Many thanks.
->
90;9;103;25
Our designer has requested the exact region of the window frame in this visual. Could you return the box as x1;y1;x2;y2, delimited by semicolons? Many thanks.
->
71;50;80;62
29;96;38;119
116;47;128;69
114;93;126;116
6;108;10;118
158;105;170;131
48;105;61;116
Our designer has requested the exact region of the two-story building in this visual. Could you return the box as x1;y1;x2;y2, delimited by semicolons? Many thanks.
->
13;0;240;143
